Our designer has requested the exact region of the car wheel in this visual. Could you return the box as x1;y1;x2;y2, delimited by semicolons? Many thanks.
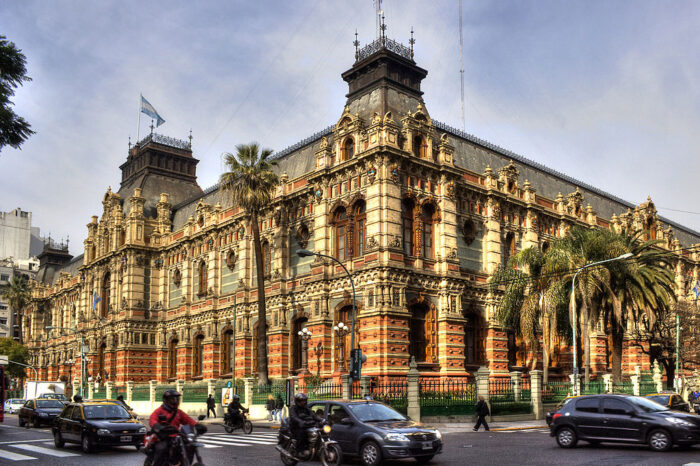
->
556;427;578;449
416;455;435;464
648;429;672;452
81;434;93;453
54;431;65;448
360;440;382;466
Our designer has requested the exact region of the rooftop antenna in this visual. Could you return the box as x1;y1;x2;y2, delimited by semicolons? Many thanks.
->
188;129;193;148
459;0;466;132
374;0;382;40
354;29;360;60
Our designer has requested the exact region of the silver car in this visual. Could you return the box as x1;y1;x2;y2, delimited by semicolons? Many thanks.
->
4;399;26;414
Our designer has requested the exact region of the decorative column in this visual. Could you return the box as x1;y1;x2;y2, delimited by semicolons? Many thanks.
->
530;370;543;420
510;371;522;402
406;357;420;422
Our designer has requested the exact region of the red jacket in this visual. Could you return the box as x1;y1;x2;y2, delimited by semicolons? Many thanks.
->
149;404;197;430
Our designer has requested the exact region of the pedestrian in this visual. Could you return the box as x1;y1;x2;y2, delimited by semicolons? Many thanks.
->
274;394;284;422
206;393;216;418
116;394;132;411
266;394;276;421
473;395;490;432
73;394;83;403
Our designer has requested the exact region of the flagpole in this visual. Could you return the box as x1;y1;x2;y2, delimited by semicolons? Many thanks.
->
137;94;142;144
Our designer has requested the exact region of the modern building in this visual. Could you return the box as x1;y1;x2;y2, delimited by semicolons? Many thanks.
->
0;257;39;339
26;33;700;385
0;208;44;260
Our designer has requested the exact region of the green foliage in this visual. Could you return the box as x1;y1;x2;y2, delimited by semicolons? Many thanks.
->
0;338;29;379
0;35;34;151
0;276;30;344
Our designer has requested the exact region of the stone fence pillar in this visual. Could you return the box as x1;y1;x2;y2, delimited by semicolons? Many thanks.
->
149;380;158;410
88;381;94;400
530;370;543;420
510;371;522;402
243;377;255;410
176;379;184;397
406;357;420;422
653;361;663;392
105;381;114;399
207;379;217;397
568;373;580;396
126;381;134;405
360;375;371;399
476;366;490;419
602;374;613;394
341;374;350;400
630;375;640;396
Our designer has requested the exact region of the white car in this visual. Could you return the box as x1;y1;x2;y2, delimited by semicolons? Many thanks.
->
4;399;25;414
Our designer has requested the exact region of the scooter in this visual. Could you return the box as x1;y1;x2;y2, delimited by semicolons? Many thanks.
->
276;419;341;466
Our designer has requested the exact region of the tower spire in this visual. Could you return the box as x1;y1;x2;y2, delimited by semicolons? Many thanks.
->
353;30;360;61
409;27;415;60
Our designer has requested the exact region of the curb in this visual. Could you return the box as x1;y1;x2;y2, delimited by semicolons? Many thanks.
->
490;426;547;432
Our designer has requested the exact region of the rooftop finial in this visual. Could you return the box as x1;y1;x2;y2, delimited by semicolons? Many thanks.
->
409;27;415;59
354;30;360;60
380;13;386;45
128;136;132;149
188;128;193;147
150;119;155;135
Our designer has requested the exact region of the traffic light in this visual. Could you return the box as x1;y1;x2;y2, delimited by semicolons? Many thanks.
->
349;348;367;380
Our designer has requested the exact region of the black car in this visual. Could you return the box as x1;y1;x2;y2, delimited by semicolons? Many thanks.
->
308;400;442;466
52;401;147;453
550;394;700;452
645;393;690;412
18;399;66;427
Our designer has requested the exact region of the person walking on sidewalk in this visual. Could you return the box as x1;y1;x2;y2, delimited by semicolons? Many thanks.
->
274;394;284;421
266;394;276;421
473;395;490;431
206;394;217;418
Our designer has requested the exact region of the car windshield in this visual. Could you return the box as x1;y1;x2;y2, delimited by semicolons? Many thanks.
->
555;397;575;410
36;400;64;409
347;403;406;422
13;400;25;404
83;404;131;420
646;395;670;406
629;396;670;412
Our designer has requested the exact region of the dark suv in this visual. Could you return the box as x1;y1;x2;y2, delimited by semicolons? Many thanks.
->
308;400;442;466
550;394;700;451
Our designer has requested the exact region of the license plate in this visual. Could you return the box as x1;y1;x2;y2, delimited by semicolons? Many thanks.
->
120;436;132;442
422;441;432;450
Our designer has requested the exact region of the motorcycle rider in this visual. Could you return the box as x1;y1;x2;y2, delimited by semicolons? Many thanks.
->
149;389;203;466
289;392;322;458
227;393;248;427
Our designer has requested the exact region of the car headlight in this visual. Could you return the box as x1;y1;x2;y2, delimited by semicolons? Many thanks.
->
138;427;147;433
434;429;442;440
323;425;332;434
385;432;410;442
97;429;111;436
665;417;694;427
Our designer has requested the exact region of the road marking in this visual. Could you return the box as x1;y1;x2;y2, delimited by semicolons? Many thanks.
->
0;448;36;461
209;433;278;440
11;444;81;457
198;437;275;447
0;439;53;445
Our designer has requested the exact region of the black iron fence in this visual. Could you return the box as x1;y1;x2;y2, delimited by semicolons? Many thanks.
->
419;377;477;417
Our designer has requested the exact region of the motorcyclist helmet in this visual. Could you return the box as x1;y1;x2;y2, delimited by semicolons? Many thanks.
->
294;392;308;407
163;389;182;409
233;394;240;401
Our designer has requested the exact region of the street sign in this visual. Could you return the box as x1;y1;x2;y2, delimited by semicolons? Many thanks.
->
227;381;232;388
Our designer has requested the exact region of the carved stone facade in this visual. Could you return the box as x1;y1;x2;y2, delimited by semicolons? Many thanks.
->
27;36;700;383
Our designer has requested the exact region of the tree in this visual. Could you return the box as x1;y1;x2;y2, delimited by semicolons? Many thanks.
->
0;337;29;380
220;143;278;385
490;247;569;383
0;276;30;344
0;35;34;151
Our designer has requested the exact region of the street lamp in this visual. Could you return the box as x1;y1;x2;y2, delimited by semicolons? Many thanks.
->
571;252;633;394
297;327;313;375
334;322;350;372
64;358;74;389
47;326;86;398
297;248;359;379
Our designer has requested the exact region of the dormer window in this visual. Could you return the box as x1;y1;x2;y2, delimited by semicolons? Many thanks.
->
342;137;355;161
413;135;426;158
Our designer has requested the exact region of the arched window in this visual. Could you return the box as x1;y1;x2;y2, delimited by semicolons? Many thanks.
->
413;135;426;158
101;272;111;318
503;232;516;266
291;316;308;373
343;138;354;161
262;241;271;277
353;201;366;257
464;312;485;366
402;199;415;256
222;329;233;374
334;207;348;260
421;204;436;259
197;261;207;296
193;334;204;377
507;331;526;369
168;338;178;379
409;302;437;364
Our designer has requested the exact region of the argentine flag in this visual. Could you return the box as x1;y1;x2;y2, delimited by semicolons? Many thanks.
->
93;291;102;311
140;94;165;127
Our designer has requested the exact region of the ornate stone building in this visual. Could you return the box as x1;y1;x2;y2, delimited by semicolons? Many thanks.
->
27;35;700;384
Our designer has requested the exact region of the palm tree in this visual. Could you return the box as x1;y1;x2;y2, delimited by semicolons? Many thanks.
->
490;247;568;383
0;276;30;345
600;230;675;383
220;143;279;386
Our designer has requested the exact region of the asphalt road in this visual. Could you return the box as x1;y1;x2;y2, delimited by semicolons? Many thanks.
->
0;414;698;465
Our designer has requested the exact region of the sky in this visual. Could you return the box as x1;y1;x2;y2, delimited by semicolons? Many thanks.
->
2;0;700;255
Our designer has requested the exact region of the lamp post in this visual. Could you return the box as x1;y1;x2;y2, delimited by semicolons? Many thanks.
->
571;252;633;395
297;249;359;379
334;322;350;372
47;326;85;398
297;327;312;375
64;358;74;389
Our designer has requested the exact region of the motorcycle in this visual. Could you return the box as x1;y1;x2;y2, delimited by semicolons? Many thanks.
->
143;414;207;466
276;419;342;466
223;411;253;434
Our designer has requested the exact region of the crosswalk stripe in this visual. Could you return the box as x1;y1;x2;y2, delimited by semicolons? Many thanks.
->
210;433;277;440
11;444;81;457
0;448;36;461
199;437;275;446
